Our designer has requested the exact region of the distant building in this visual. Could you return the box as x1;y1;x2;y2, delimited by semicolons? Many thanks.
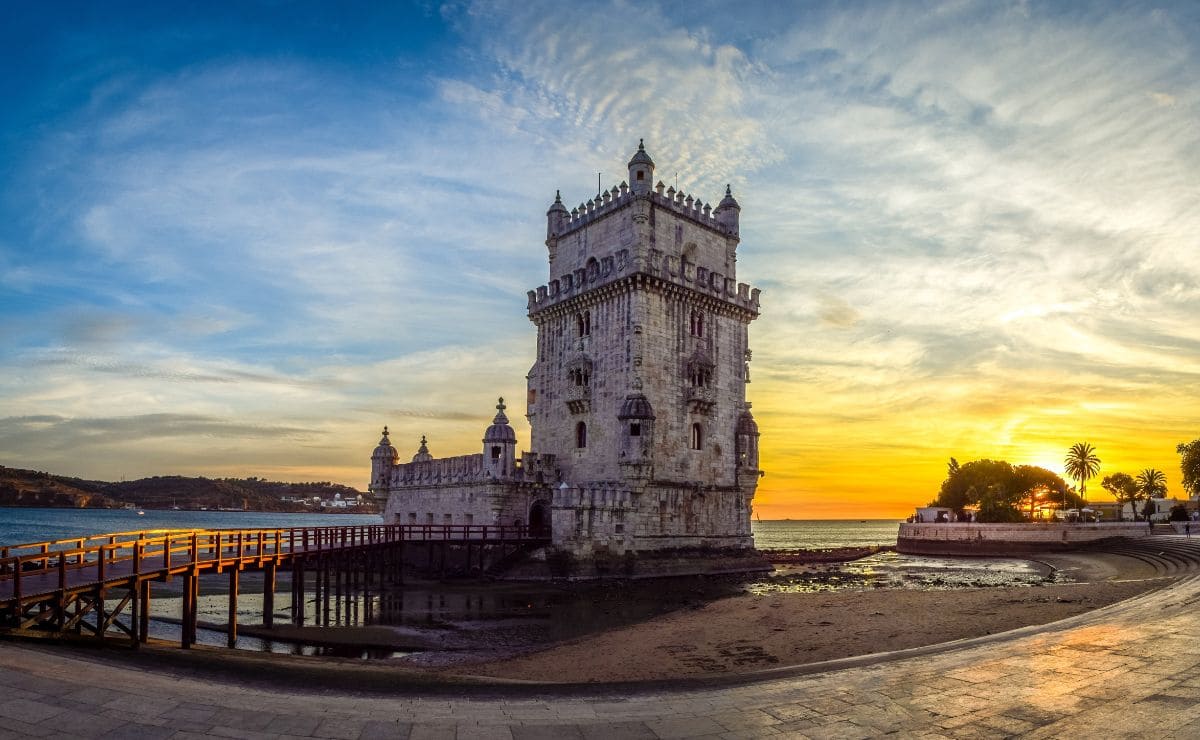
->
370;142;764;573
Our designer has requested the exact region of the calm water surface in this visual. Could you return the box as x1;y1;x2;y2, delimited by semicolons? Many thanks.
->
0;509;898;550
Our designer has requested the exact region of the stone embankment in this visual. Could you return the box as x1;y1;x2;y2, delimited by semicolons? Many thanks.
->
897;521;1151;555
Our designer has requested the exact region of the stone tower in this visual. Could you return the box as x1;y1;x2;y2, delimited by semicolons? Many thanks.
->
372;141;764;575
527;141;762;556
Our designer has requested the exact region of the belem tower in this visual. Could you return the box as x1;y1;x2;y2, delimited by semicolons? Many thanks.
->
370;142;765;576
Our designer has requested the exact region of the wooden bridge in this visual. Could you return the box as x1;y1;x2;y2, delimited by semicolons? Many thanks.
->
0;524;548;649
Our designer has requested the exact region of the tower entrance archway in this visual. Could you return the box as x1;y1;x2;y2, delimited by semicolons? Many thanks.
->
529;500;551;538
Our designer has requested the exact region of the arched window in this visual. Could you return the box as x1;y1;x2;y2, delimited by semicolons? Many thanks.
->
491;446;501;460
584;310;591;336
576;313;585;337
576;421;587;449
690;423;703;450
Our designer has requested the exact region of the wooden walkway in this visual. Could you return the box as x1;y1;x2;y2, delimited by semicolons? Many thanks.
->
0;524;547;649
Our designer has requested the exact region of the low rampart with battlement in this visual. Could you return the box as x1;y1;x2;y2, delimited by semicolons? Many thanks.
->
387;452;558;488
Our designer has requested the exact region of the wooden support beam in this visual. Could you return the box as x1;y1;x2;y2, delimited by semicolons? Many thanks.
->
181;573;194;649
95;587;105;642
227;567;239;648
138;579;151;643
263;562;275;628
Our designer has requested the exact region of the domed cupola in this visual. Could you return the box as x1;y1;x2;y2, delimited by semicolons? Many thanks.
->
370;426;398;494
618;392;656;420
411;434;433;463
736;410;758;436
372;426;398;464
736;405;760;471
627;139;655;195
483;397;518;477
618;386;656;469
546;189;570;241
483;397;517;443
715;184;741;236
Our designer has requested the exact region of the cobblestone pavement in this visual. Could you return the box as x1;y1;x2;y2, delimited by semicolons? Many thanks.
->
2;575;1199;739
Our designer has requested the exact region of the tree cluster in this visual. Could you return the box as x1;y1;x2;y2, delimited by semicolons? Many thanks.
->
933;459;1074;523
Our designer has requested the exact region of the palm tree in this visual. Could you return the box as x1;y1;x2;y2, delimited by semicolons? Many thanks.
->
1136;468;1168;499
1064;442;1101;508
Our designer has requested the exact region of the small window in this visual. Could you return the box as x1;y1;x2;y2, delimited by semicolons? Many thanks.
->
576;421;587;449
465;514;474;525
425;513;434;524
408;512;417;523
629;422;641;437
584;310;591;336
637;170;644;181
690;423;703;450
444;513;452;525
689;311;704;337
491;445;501;459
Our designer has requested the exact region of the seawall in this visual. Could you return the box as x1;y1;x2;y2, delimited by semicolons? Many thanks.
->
897;522;1151;556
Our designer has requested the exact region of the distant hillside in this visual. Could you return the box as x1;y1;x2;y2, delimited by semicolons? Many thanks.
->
0;467;118;508
0;466;376;513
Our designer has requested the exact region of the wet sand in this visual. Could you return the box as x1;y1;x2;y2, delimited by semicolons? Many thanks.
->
438;578;1162;682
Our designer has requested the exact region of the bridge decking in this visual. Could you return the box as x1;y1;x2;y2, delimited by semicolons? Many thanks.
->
0;524;547;649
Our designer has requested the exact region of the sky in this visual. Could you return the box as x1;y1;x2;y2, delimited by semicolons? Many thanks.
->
1;1;1198;519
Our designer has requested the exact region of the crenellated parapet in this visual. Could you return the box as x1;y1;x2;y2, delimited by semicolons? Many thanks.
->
527;252;760;319
388;453;487;487
547;180;739;243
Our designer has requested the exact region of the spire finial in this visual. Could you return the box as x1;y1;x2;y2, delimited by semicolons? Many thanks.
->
638;138;645;151
725;184;732;196
382;425;389;437
497;396;506;412
554;189;562;203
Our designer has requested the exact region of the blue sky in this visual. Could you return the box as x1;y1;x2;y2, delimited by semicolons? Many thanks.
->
2;1;1198;516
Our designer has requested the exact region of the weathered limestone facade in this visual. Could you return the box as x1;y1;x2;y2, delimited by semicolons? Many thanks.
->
371;142;763;572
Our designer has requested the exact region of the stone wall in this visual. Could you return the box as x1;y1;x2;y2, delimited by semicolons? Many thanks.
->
381;480;551;529
897;522;1151;555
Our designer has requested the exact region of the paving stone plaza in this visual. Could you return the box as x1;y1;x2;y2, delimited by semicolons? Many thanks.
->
2;565;1199;738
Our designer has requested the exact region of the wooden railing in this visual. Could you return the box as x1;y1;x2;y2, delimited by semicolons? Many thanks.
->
0;524;544;601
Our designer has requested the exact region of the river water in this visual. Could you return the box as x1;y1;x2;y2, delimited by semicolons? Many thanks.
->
0;508;898;550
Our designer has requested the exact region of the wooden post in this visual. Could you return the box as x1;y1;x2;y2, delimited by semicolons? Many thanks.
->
263;561;276;628
128;578;139;649
95;586;106;642
227;567;239;648
138;580;151;643
191;571;200;646
293;560;305;627
181;572;194;649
